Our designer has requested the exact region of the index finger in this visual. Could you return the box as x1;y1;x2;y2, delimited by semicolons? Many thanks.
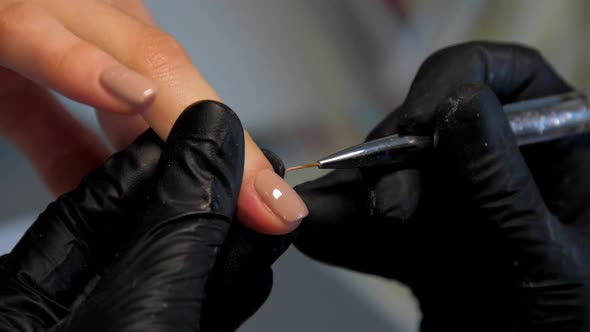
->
39;0;308;234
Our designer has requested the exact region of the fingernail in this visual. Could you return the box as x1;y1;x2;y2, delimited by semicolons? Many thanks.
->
255;169;309;224
100;65;158;109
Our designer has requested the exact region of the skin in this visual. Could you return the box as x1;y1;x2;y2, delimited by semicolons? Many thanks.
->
0;0;298;235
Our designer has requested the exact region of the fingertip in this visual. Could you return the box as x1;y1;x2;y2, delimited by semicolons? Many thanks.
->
237;144;306;235
237;167;305;235
98;64;159;111
254;169;308;221
170;100;245;188
143;100;246;223
237;185;302;235
171;100;244;142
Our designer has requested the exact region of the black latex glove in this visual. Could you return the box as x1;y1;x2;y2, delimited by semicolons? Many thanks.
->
294;42;590;331
0;101;291;331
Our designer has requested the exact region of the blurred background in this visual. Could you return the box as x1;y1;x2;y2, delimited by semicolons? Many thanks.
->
0;0;588;331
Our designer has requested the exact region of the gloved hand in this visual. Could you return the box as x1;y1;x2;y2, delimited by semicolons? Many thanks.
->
294;42;590;331
0;101;291;331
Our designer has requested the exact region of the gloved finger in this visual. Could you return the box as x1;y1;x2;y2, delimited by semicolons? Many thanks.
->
0;129;162;330
393;41;575;186
433;83;570;282
364;41;573;220
55;101;245;331
520;128;590;223
202;224;293;332
394;41;572;136
201;148;291;332
293;169;415;280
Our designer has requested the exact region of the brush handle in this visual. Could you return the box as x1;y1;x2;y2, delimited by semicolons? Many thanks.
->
506;90;590;145
318;90;590;169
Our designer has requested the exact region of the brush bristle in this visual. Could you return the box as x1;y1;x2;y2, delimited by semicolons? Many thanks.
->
286;163;319;173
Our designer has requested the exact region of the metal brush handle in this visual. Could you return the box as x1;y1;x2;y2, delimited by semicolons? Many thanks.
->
506;90;590;145
318;90;590;169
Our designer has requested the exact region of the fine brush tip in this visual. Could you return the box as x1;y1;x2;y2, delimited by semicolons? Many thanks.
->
286;162;320;173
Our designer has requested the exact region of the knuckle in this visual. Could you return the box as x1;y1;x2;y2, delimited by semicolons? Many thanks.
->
130;28;190;79
46;41;97;79
0;1;36;42
0;1;30;19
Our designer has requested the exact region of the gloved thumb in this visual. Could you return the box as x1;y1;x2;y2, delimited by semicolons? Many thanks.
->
54;101;245;331
433;83;570;282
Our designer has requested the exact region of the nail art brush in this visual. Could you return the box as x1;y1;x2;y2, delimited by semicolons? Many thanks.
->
287;90;590;172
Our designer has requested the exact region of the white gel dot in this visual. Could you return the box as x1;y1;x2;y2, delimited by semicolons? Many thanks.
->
272;188;283;200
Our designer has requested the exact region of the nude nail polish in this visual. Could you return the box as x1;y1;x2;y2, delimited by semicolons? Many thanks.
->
100;65;158;109
255;169;309;224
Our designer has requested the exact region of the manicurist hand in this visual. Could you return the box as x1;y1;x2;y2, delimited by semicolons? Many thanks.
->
0;0;306;235
0;102;292;331
295;42;590;331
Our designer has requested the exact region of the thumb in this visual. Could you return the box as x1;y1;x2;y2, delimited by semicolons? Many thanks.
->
434;83;570;281
200;149;293;332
